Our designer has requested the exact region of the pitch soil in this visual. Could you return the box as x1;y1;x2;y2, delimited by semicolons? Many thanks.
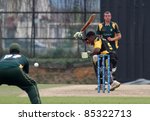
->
39;85;150;97
28;66;150;97
29;66;96;84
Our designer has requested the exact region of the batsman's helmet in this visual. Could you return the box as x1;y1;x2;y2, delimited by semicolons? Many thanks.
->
84;31;96;44
86;31;96;38
9;43;21;54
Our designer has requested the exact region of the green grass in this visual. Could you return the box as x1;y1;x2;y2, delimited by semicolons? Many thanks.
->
0;96;150;104
0;96;30;104
41;97;150;104
0;84;150;104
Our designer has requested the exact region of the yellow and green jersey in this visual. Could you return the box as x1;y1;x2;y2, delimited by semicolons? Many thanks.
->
93;37;113;54
96;21;121;50
0;54;29;74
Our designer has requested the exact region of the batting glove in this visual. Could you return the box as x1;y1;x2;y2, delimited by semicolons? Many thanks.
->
73;32;83;39
87;50;92;56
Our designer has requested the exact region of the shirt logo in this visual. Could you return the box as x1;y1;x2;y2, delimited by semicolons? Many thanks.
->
3;54;21;59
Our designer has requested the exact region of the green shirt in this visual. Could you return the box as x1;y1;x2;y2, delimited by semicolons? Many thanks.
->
96;21;121;50
0;54;29;74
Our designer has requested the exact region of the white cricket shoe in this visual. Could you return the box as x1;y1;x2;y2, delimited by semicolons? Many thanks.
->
110;80;121;91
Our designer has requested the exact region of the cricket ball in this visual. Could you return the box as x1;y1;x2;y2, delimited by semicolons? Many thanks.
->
34;62;39;67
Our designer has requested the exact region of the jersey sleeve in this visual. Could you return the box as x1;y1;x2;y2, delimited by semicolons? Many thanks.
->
114;23;121;33
23;60;29;74
22;55;29;74
94;40;102;49
96;23;103;35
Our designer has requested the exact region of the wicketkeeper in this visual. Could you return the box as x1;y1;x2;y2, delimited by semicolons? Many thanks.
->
74;31;120;91
0;43;41;104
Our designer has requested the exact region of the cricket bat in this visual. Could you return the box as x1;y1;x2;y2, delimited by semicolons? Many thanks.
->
73;14;96;38
80;14;96;32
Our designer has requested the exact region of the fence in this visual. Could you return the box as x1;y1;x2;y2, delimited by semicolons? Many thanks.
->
0;0;101;57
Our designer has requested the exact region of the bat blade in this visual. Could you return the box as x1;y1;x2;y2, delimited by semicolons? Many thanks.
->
80;14;96;32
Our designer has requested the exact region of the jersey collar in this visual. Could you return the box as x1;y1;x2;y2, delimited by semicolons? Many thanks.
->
104;21;112;26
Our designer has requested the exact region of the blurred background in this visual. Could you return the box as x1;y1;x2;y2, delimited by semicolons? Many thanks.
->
0;0;150;84
0;0;100;58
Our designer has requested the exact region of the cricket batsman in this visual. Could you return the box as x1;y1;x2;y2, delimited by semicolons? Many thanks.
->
74;31;120;91
0;43;41;104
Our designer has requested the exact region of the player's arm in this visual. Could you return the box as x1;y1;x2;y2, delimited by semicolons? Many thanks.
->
96;23;103;37
108;23;122;41
108;33;121;41
113;23;122;40
92;48;100;55
23;61;29;74
22;56;29;74
91;40;102;55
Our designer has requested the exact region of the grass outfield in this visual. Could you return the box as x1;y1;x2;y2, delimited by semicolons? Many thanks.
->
0;84;150;104
1;96;150;104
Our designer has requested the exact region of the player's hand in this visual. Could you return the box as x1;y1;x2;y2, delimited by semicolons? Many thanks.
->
93;48;100;55
87;50;92;56
107;37;114;41
73;32;83;39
